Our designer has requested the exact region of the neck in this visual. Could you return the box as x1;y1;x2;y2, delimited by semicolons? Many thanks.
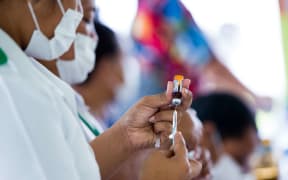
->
37;60;59;76
74;83;109;119
0;0;56;50
0;1;24;48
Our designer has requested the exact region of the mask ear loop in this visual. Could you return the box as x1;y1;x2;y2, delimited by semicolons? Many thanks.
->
76;0;83;14
56;0;65;15
27;1;41;31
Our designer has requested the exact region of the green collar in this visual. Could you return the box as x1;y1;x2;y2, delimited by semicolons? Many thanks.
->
0;48;8;65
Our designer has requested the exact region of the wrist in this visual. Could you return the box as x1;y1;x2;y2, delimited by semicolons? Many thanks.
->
90;121;134;179
112;120;135;154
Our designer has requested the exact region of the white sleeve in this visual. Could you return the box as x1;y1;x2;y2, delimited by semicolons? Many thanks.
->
0;78;46;180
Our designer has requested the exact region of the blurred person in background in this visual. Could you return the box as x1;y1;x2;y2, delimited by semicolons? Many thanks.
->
74;21;125;132
191;92;259;180
132;0;271;112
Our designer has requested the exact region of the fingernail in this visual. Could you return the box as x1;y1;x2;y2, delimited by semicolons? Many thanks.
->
187;79;191;86
185;88;189;94
166;81;172;92
166;82;169;94
183;88;190;95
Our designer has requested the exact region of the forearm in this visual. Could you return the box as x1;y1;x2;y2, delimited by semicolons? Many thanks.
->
90;122;132;180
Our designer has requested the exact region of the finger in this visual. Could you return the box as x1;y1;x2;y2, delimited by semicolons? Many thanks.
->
154;121;172;135
182;79;191;89
200;149;213;178
149;149;167;157
164;147;174;158
149;110;182;123
137;81;173;110
145;149;167;163
190;147;211;179
179;87;193;110
172;132;188;160
160;137;173;151
199;163;211;179
193;146;203;160
189;159;203;178
166;81;173;100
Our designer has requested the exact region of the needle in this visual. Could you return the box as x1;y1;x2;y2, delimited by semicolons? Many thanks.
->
169;108;178;145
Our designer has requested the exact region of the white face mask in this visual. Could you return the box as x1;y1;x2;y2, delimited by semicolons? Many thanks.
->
56;33;97;85
25;0;83;60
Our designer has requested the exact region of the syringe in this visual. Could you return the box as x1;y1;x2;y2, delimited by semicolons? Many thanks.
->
169;75;184;145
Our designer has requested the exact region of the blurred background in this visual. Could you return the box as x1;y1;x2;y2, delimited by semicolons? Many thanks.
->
94;0;288;179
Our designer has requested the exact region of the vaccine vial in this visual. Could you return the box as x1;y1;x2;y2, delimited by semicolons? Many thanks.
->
172;75;184;106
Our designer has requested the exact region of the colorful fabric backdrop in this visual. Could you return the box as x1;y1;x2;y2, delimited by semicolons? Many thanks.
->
132;0;213;94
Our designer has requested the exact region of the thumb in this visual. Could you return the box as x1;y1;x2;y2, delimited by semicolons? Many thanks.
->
172;132;188;160
138;81;173;109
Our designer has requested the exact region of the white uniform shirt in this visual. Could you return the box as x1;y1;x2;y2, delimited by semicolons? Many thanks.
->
29;56;104;142
0;29;101;180
212;154;255;180
75;93;105;142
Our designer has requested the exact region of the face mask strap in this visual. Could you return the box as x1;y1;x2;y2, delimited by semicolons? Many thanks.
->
27;1;41;31
56;0;65;15
57;0;82;15
76;0;83;14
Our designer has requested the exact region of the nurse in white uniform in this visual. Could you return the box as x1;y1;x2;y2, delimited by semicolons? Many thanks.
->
0;0;201;180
